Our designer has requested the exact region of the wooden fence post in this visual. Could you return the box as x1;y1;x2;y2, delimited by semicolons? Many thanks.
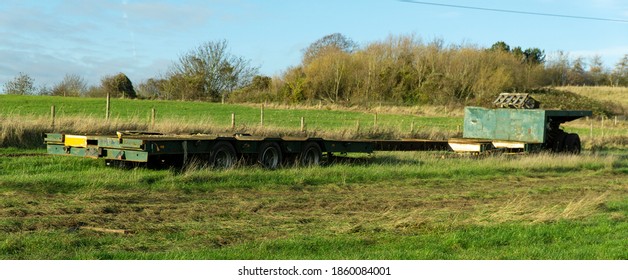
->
231;113;236;130
151;107;156;129
106;92;111;121
260;104;264;127
601;116;605;139
374;113;378;128
300;117;305;132
50;105;56;130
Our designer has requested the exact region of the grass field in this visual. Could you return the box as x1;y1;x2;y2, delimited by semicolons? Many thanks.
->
0;91;627;260
1;151;626;259
558;86;628;111
0;95;460;134
1;94;626;149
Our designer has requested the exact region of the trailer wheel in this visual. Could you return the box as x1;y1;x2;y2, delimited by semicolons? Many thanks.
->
563;133;581;154
258;142;282;169
298;142;322;167
551;131;567;153
210;141;237;169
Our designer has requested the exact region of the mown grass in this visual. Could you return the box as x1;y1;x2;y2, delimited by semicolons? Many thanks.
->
1;151;626;259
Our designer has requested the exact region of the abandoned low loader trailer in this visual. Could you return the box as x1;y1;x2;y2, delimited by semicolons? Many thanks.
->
44;94;592;169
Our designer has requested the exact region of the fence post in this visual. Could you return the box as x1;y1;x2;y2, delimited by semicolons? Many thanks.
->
374;113;378;128
151;107;156;129
231;113;236;130
260;104;264;127
50;105;56;130
600;116;604;140
106;92;111;121
410;121;415;133
356;120;360;132
300;117;305;132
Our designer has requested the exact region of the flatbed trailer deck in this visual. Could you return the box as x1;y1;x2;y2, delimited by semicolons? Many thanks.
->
45;132;454;169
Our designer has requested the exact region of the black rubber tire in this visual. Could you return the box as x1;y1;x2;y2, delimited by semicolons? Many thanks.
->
209;141;237;169
258;142;282;169
298;142;322;167
552;131;567;153
563;133;582;154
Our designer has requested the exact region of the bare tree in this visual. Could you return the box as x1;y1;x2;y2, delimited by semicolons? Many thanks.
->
612;54;628;86
3;72;36;95
302;33;358;65
169;40;258;102
51;74;87;97
589;55;606;86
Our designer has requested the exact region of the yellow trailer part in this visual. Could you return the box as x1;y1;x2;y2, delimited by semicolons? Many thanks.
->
64;135;88;147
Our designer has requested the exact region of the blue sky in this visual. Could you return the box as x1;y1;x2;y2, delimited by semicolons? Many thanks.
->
1;0;627;88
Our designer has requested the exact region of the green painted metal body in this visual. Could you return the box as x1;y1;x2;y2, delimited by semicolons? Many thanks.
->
463;107;592;143
44;133;380;163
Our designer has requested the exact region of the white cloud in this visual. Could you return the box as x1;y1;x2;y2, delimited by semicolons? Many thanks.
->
0;1;216;87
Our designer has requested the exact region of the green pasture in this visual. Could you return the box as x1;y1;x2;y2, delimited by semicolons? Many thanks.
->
0;95;459;132
0;151;626;259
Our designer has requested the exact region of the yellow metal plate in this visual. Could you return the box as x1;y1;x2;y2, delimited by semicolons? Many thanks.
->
64;135;88;147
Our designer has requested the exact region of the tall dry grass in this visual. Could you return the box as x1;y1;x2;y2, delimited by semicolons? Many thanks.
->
243;102;464;117
0;115;459;149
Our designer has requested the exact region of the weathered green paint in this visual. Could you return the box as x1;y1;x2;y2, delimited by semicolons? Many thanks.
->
98;137;144;150
47;144;66;155
44;133;64;143
463;107;591;143
102;148;148;162
464;107;546;143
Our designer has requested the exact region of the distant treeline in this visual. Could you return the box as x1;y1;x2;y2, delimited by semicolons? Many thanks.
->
4;34;628;107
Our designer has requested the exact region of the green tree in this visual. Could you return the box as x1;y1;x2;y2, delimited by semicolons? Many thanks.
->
523;48;545;64
101;73;137;98
3;72;36;95
490;41;511;52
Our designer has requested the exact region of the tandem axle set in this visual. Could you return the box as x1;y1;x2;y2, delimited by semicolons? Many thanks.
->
45;94;592;169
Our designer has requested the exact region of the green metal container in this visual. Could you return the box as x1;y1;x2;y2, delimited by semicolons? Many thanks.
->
463;107;591;143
